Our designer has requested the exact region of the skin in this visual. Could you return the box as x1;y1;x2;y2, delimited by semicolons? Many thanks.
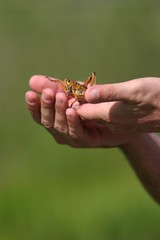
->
25;75;160;204
78;77;160;133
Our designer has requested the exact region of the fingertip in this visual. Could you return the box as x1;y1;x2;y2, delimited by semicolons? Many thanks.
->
29;75;47;91
66;108;77;118
25;91;41;124
29;75;59;93
56;91;67;99
25;91;39;104
66;108;79;125
29;75;42;88
85;86;99;103
42;88;54;100
56;92;68;105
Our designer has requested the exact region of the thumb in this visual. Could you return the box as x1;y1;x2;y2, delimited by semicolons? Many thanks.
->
85;80;139;103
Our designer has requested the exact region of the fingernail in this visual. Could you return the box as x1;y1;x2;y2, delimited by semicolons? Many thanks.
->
26;94;34;103
56;95;63;104
43;92;51;101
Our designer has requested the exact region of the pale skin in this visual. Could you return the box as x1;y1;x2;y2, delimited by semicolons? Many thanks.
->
25;75;160;204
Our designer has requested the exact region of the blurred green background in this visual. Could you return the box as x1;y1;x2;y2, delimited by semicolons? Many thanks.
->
0;0;160;239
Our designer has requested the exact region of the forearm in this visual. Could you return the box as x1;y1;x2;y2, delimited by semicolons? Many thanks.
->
121;133;160;204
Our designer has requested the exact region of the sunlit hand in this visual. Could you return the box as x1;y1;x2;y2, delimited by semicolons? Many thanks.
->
77;77;160;133
25;76;160;204
25;75;138;148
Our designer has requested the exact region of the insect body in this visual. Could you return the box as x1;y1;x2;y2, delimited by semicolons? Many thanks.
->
47;72;96;107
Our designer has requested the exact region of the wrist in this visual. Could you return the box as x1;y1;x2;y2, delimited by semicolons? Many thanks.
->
119;133;150;152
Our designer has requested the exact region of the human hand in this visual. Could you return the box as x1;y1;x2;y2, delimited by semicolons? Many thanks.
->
25;75;138;148
25;76;160;204
77;77;160;133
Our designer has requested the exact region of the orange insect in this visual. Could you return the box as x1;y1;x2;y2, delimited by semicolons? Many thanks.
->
46;72;96;107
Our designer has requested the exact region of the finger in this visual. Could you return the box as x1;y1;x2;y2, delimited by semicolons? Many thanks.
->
66;108;84;139
54;92;68;135
77;101;144;125
25;91;41;124
41;88;55;128
29;75;63;94
85;79;142;103
76;102;115;123
66;108;91;147
41;89;68;144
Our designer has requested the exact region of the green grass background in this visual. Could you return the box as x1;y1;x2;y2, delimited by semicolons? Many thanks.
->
0;0;160;239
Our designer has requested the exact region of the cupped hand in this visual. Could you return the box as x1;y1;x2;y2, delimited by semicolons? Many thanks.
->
25;75;137;148
77;77;160;133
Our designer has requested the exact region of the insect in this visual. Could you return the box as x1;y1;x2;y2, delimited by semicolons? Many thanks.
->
46;72;96;107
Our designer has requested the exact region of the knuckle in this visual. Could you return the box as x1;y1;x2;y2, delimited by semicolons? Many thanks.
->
42;99;53;108
41;110;51;120
104;85;118;101
70;131;79;139
41;120;53;129
42;88;53;98
107;123;118;132
54;124;68;135
127;80;143;101
69;132;86;147
132;84;142;96
42;92;54;107
69;128;81;140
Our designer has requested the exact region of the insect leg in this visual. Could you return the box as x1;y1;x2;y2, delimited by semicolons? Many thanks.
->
70;99;77;107
83;75;92;87
90;72;96;86
83;72;96;87
46;76;64;89
70;92;79;107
